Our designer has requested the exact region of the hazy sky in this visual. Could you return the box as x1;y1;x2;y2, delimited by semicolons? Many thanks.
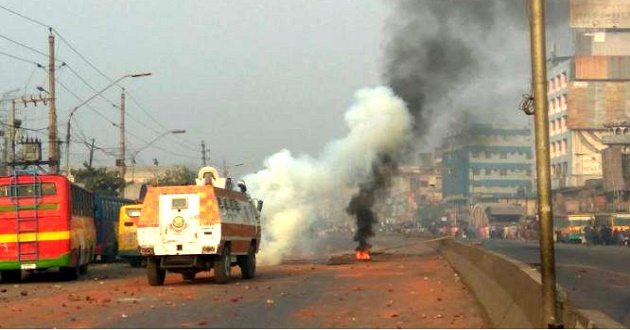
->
0;1;387;177
0;1;572;180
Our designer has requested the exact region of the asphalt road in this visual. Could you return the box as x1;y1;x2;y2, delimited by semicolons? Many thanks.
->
481;239;630;328
0;233;488;328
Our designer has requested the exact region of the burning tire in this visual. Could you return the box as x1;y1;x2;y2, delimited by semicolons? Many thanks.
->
214;245;231;284
238;244;256;279
147;257;166;286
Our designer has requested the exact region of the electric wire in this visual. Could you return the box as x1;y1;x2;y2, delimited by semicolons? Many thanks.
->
125;91;200;151
52;29;114;84
55;77;118;125
1;5;198;163
0;4;50;29
64;63;120;108
0;51;43;66
0;31;63;62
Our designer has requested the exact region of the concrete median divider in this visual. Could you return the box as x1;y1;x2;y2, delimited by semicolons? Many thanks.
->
429;237;624;329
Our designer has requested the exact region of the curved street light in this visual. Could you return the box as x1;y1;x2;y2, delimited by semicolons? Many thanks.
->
65;72;151;175
127;129;186;186
130;129;186;165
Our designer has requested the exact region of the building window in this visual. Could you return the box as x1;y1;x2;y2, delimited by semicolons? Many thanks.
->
471;152;480;158
499;169;507;176
527;169;532;177
500;152;507;159
561;94;567;109
485;152;491;159
472;169;480;176
556;75;561;90
485;169;491;175
551;121;556;134
561;72;567;87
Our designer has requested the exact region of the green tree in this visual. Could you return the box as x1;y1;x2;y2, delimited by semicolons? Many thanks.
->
149;165;196;186
72;163;125;196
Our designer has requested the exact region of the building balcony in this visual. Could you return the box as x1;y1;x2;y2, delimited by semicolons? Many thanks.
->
602;134;630;145
551;174;602;190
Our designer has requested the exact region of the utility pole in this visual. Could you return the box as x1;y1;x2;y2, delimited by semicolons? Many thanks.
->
119;88;126;181
47;28;58;173
88;138;95;168
528;0;562;327
8;100;16;175
201;140;208;166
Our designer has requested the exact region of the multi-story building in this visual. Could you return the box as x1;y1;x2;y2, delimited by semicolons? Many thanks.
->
441;123;534;223
547;0;630;191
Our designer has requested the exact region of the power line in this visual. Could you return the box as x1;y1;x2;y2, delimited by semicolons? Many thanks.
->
55;77;117;125
0;31;62;62
0;50;44;66
52;29;114;83
0;121;48;132
0;4;197;164
64;63;119;108
123;91;199;152
0;4;50;29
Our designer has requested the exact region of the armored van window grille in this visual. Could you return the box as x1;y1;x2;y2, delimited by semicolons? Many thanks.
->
171;198;188;210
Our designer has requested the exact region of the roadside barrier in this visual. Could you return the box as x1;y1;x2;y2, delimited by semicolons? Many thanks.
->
431;237;625;329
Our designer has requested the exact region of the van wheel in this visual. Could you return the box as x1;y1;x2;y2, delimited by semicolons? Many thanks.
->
238;244;256;279
1;270;21;283
214;245;231;284
147;257;166;286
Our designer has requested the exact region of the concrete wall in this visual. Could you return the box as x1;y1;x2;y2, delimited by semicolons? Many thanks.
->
433;238;624;328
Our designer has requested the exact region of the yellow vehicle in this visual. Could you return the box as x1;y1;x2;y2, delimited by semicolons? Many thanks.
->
117;204;144;267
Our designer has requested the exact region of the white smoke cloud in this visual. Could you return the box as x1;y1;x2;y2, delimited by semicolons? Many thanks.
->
245;86;412;265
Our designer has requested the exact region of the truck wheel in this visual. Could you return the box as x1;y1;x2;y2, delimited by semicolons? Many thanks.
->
182;271;196;281
214;245;231;284
239;244;256;279
147;257;166;286
1;270;21;283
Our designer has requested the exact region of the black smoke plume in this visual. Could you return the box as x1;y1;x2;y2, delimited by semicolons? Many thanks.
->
384;0;569;139
347;154;397;252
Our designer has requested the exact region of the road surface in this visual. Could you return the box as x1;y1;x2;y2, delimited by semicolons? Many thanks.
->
0;233;488;328
481;239;630;327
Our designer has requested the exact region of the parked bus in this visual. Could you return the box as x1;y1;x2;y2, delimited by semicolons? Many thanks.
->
117;204;144;267
94;195;136;262
594;213;630;245
0;173;95;282
556;214;593;244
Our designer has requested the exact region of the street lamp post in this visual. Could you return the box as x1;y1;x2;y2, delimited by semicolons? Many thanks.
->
222;160;243;178
128;129;186;186
64;72;151;175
